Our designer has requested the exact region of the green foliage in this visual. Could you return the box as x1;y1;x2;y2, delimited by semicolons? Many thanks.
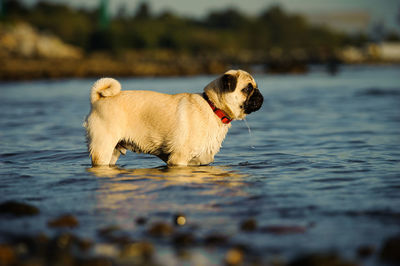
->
2;0;370;59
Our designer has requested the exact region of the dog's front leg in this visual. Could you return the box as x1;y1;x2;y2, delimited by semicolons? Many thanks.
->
167;152;190;166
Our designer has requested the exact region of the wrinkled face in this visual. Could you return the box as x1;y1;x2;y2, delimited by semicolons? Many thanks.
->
218;70;264;120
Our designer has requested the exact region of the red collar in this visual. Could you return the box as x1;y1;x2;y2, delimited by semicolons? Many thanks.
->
203;93;232;124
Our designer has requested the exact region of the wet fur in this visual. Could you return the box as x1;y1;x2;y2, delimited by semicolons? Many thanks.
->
84;70;263;167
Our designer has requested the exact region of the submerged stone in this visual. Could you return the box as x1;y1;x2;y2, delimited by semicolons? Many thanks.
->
173;232;196;247
204;234;229;246
120;242;154;259
380;234;400;263
148;222;174;237
357;245;375;258
224;248;244;266
240;218;257;232
135;217;148;225
0;201;39;216
0;244;16;266
261;225;307;235
48;214;79;228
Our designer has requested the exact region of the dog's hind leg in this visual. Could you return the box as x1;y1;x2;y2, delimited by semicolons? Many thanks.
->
109;145;127;166
109;149;121;166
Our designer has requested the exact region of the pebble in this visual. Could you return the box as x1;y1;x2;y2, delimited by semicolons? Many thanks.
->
224;248;244;265
174;213;187;226
261;225;307;235
92;243;120;258
173;232;196;247
97;225;132;244
48;214;79;228
0;201;39;216
240;218;257;232
204;234;229;246
148;222;174;237
98;225;121;236
120;242;154;259
52;233;75;249
135;217;148;225
0;244;16;266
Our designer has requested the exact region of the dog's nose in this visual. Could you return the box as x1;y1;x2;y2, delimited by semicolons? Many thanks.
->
244;89;263;114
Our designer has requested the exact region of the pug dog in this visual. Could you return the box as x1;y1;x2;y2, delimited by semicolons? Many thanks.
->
84;70;263;167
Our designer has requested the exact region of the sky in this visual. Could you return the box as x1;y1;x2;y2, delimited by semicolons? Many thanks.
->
21;0;400;33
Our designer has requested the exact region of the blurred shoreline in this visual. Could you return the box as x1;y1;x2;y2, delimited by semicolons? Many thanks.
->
2;55;400;81
0;54;228;81
1;17;399;81
1;3;400;81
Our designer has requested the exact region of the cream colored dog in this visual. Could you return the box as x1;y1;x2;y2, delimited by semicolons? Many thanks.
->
85;70;263;166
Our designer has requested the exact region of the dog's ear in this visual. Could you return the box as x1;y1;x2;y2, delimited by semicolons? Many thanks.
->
221;74;237;92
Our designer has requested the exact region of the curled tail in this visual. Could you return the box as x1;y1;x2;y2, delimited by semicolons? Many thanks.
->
90;77;121;104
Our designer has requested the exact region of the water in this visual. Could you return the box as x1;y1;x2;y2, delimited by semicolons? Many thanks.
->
1;65;400;265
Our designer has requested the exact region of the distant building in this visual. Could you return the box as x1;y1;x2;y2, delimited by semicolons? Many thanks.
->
339;42;400;63
370;42;400;61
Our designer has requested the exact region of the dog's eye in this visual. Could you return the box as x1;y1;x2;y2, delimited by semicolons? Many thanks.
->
242;84;253;94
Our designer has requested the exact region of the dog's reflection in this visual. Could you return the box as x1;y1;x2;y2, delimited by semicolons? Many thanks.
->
87;166;248;217
88;165;246;185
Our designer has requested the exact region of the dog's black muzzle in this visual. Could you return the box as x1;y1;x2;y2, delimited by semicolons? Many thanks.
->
244;89;263;114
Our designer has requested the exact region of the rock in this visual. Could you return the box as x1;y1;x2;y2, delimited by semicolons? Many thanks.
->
357;245;375;258
52;233;75;250
97;225;132;245
98;225;121;236
148;222;174;237
380;234;400;263
173;233;196;247
48;214;79;228
135;217;147;225
0;22;82;59
0;244;16;266
289;253;357;266
77;238;93;252
224;248;244;265
204;234;229;246
0;201;39;216
260;225;306;235
92;243;120;258
240;218;257;232
118;242;154;266
120;242;153;259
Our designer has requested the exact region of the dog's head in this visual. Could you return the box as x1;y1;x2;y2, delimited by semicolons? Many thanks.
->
204;70;263;120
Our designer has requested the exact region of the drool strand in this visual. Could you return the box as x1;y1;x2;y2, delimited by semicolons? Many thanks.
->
243;118;256;149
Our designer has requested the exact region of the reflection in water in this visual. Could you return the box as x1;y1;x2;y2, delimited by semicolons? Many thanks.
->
87;166;249;227
88;165;246;183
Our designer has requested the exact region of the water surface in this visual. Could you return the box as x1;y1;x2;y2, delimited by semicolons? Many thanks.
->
1;65;400;265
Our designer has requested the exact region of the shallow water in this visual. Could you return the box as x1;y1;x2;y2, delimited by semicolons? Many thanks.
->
1;65;400;265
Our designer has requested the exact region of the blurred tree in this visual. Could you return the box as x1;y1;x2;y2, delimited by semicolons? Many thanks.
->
3;0;28;18
99;0;109;30
385;31;400;41
206;8;247;29
135;1;151;20
0;1;356;63
0;0;4;19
